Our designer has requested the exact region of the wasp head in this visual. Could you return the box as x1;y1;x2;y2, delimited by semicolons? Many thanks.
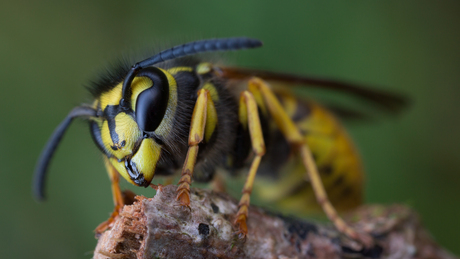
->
92;67;177;187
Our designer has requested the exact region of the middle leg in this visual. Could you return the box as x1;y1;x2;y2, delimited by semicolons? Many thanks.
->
234;90;266;236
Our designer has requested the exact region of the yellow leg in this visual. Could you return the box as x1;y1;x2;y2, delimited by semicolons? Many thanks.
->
176;89;217;207
95;157;125;234
248;77;373;246
234;91;266;237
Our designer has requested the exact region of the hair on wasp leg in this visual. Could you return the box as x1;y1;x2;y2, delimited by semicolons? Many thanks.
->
33;37;407;246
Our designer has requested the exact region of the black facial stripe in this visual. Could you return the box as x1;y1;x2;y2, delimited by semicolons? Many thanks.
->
103;105;121;146
102;104;136;148
107;119;119;146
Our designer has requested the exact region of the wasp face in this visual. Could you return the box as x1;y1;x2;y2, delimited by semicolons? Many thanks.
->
92;67;178;187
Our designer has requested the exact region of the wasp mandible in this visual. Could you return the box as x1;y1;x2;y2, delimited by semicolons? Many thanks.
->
33;37;407;245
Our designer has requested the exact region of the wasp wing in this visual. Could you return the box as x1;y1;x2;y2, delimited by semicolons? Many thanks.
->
220;67;409;115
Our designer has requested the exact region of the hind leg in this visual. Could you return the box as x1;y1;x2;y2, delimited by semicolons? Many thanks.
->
247;77;373;246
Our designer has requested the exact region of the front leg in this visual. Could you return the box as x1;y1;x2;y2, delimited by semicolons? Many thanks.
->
176;89;217;207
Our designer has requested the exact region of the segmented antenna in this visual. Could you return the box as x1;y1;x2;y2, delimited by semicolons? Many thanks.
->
33;106;97;200
120;37;263;108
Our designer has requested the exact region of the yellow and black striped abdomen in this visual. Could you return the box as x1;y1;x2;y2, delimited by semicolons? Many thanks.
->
253;91;364;217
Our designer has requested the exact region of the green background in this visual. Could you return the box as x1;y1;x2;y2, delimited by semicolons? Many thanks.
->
1;1;459;257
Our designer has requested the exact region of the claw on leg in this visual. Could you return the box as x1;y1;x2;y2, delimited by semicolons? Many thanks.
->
176;187;191;209
176;146;199;208
234;215;248;237
176;169;192;206
234;189;251;237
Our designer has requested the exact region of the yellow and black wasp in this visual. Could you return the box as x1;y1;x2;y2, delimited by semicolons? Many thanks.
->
33;37;406;244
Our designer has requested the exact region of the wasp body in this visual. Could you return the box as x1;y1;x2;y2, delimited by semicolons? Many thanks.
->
34;38;405;244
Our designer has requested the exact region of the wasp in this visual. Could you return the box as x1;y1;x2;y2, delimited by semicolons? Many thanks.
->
33;37;406;244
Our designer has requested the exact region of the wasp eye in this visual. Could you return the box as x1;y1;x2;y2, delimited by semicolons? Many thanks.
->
135;68;169;132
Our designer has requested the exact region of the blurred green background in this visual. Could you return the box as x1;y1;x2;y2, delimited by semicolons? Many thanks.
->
1;1;459;258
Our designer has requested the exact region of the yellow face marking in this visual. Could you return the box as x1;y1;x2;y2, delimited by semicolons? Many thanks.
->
108;138;161;186
130;138;161;184
101;113;141;159
98;77;153;111
99;84;122;110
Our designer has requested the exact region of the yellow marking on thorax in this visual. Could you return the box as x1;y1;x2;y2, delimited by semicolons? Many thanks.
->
196;62;212;74
167;66;193;75
203;82;220;102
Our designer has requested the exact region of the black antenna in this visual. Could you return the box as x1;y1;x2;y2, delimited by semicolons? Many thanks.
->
33;106;97;200
120;37;263;108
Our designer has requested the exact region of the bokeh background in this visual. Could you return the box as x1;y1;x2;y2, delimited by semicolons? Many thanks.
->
1;1;459;258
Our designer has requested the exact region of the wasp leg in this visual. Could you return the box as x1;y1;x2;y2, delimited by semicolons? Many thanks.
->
95;157;125;234
248;77;373;246
234;91;266;237
176;89;216;207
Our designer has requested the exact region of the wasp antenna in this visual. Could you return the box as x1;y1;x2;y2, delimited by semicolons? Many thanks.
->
33;106;97;201
139;37;263;67
121;37;263;108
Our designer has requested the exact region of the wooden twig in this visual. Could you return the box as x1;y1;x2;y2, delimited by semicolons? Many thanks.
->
94;185;457;259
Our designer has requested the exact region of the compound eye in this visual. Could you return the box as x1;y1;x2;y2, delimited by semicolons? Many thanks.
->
135;68;169;132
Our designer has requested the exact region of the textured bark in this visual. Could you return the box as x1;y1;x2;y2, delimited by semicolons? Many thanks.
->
94;185;457;259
